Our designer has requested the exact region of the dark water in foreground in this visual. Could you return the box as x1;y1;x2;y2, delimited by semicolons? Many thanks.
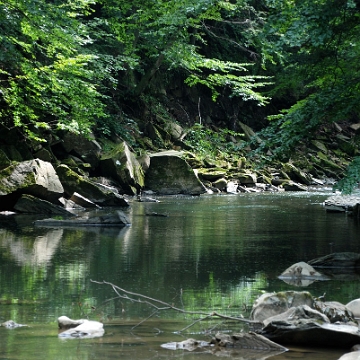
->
0;190;360;359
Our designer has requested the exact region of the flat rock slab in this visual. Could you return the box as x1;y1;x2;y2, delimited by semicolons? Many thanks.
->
35;211;130;227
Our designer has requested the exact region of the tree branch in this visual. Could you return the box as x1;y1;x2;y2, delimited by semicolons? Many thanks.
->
90;280;261;332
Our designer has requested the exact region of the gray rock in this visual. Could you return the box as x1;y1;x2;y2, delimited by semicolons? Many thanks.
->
308;252;360;268
281;180;308;191
258;320;360;348
69;192;100;208
1;320;27;328
56;165;129;207
250;291;313;322
338;351;360;360
278;262;329;286
0;159;64;210
60;132;101;169
14;194;73;216
58;316;104;339
263;305;330;327
211;332;288;351
100;141;144;195
145;151;206;195
346;299;360;318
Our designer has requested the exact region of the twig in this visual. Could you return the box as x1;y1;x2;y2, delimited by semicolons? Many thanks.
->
90;280;261;329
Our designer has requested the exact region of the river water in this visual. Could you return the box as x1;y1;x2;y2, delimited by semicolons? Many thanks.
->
0;190;359;359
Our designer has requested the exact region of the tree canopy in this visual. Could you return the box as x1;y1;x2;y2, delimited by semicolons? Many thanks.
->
0;0;359;190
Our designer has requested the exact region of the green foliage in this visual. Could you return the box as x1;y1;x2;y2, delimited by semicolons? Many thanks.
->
334;157;360;194
254;0;360;157
0;0;106;141
184;124;244;159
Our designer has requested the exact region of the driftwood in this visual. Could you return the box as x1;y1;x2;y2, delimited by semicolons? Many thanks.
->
90;280;261;332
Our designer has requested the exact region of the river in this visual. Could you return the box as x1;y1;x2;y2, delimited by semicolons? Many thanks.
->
0;189;359;359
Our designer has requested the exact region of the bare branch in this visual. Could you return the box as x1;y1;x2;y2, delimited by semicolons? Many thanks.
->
90;280;261;331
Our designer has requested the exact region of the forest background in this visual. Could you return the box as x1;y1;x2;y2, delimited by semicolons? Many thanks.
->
1;0;360;192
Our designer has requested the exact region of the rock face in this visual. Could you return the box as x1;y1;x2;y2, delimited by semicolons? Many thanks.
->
100;141;144;195
250;291;313;322
145;151;206;195
0;159;64;210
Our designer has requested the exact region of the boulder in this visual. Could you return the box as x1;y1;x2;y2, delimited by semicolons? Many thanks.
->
346;299;360;318
57;132;101;169
13;194;73;216
56;165;129;207
238;172;257;185
308;252;360;268
196;168;227;181
100;142;144;195
250;291;313;322
145;151;206;195
278;261;329;286
281;180;308;191
262;305;330;327
0;159;64;210
58;316;104;339
338;351;360;360
282;163;313;185
258;320;360;348
313;300;355;324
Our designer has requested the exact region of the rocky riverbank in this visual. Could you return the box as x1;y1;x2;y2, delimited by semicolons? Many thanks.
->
0;120;359;216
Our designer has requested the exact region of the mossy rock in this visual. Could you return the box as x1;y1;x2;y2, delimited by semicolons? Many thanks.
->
145;151;206;195
196;168;227;181
311;140;328;154
317;152;344;171
100;141;145;195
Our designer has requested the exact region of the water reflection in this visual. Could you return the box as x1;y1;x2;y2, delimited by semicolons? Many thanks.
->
0;192;359;360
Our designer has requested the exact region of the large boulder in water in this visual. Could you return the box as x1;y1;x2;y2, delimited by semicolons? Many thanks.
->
99;141;144;195
278;261;329;286
0;159;64;210
145;151;206;195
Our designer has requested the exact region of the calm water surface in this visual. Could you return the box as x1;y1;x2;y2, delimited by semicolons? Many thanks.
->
0;190;359;359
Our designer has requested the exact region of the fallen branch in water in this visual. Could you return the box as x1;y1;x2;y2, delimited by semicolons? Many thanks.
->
90;279;261;332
